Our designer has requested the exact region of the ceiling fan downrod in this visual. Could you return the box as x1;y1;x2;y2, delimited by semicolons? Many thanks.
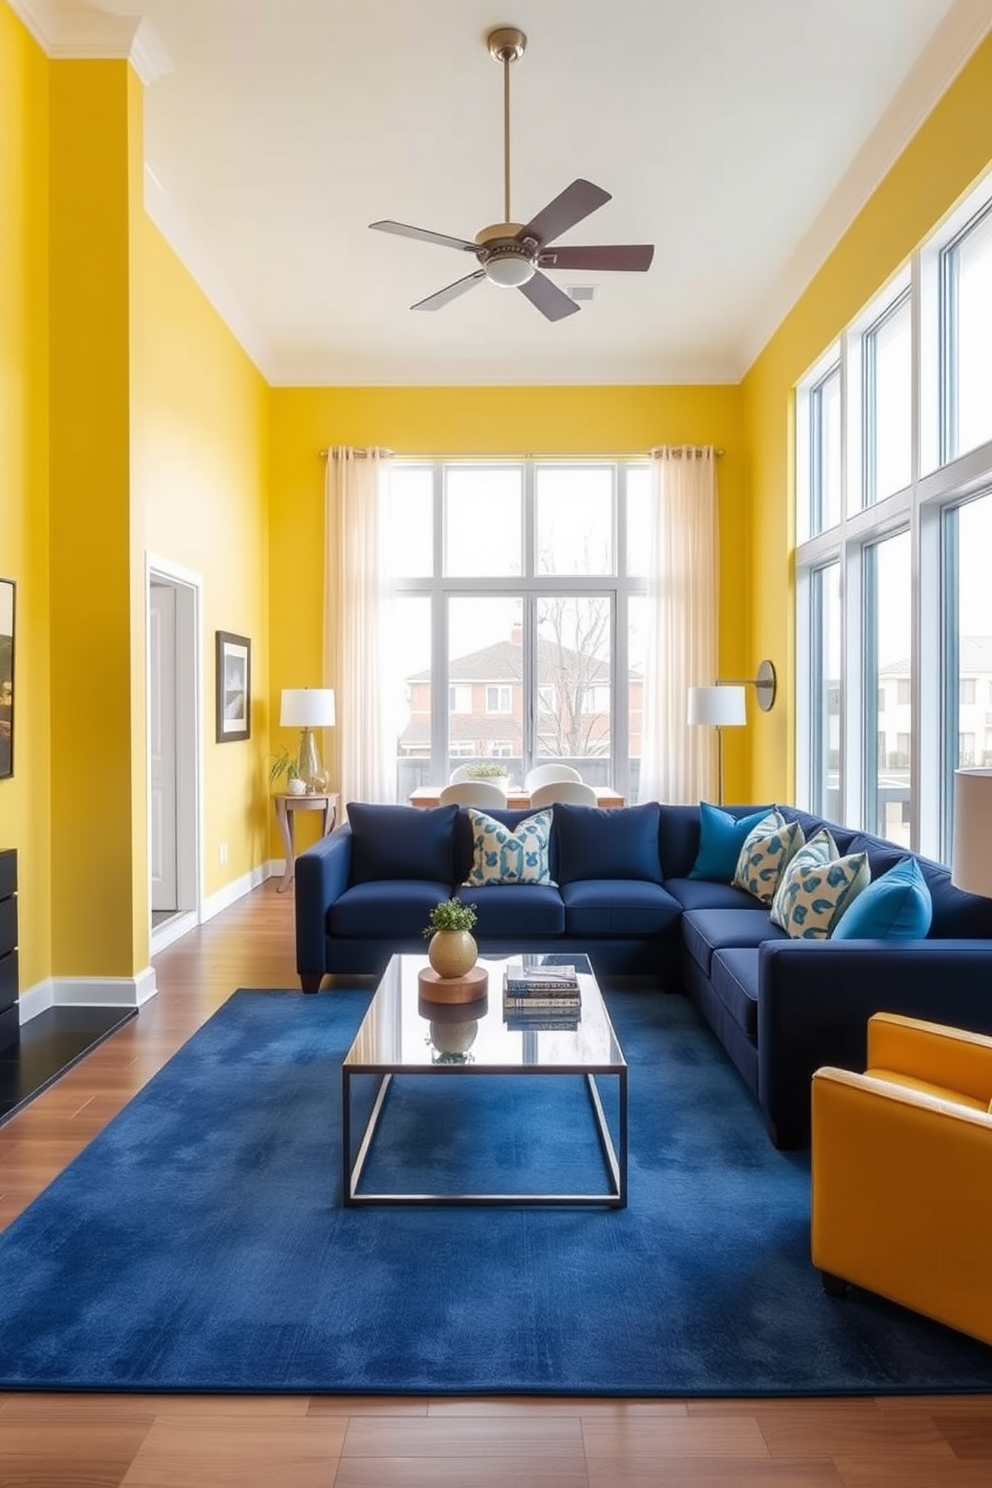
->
487;27;526;226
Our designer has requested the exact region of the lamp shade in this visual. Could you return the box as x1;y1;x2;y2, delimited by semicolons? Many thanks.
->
687;685;747;728
280;688;336;728
952;768;992;897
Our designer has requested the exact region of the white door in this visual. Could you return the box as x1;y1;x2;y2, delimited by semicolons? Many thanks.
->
150;582;178;912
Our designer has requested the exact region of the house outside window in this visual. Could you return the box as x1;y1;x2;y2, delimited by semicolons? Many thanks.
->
385;460;647;800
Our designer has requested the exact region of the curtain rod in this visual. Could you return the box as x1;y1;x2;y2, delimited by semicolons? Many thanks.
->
317;446;725;459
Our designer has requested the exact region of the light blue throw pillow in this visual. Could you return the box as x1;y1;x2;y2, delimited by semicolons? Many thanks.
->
464;808;555;887
733;809;806;905
770;829;870;939
831;856;933;939
689;803;772;882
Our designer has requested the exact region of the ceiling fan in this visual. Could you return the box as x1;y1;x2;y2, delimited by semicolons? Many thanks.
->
369;26;654;322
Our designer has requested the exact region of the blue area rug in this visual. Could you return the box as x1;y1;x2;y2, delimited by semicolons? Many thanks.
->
0;987;990;1395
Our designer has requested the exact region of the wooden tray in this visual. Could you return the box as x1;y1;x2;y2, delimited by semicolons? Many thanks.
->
417;965;490;1004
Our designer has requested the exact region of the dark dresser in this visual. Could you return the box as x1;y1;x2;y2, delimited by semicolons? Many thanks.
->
0;849;17;1052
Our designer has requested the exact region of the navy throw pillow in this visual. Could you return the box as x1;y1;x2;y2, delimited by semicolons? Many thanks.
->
688;803;771;881
553;801;662;885
347;802;458;885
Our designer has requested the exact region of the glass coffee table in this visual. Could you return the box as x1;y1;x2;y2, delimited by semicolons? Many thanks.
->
341;952;627;1207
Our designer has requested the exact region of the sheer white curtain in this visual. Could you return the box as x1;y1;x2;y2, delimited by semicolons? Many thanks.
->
639;446;719;804
323;447;395;806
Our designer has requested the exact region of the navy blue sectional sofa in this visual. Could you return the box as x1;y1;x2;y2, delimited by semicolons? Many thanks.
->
293;799;992;1146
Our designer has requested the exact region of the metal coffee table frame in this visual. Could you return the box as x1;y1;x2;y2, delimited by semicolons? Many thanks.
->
341;954;627;1208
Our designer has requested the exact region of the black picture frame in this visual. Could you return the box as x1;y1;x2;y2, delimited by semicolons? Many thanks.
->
215;631;251;743
0;579;13;780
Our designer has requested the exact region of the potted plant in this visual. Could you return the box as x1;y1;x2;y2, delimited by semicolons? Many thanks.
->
268;749;306;795
465;761;510;792
423;898;479;978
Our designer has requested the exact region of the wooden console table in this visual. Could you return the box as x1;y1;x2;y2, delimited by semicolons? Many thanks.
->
273;792;338;893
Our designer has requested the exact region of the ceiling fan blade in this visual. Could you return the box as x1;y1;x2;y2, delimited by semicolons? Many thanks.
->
519;179;612;247
538;244;655;272
411;270;486;312
370;220;479;254
518;270;581;322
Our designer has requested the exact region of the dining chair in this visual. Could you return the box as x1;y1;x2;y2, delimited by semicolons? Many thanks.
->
437;780;508;808
528;780;598;808
523;762;583;791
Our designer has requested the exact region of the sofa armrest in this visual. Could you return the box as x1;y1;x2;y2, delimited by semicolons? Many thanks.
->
868;1012;992;1102
756;938;992;1144
294;826;353;981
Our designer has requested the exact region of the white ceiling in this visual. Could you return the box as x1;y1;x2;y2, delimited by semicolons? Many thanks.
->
25;0;992;385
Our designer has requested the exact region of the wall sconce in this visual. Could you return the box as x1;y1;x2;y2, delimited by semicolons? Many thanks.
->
718;659;778;713
686;661;777;805
280;687;336;792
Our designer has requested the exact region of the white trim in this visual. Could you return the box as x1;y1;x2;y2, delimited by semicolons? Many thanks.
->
146;552;203;950
201;863;273;925
144;166;272;378
20;967;157;1015
739;0;992;376
150;909;199;956
6;2;172;81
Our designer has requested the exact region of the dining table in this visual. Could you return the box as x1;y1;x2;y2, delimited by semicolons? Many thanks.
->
408;785;625;810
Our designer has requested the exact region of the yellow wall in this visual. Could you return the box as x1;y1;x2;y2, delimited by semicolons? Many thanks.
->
0;0;270;999
142;222;270;893
742;31;992;802
0;6;50;989
268;384;751;813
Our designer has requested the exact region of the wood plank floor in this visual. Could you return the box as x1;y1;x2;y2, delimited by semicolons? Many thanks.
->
0;881;988;1486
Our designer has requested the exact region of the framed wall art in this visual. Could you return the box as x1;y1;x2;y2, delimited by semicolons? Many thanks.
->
215;630;251;743
0;579;13;779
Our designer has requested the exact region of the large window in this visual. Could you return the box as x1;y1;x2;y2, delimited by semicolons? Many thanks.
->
796;173;992;860
386;461;647;801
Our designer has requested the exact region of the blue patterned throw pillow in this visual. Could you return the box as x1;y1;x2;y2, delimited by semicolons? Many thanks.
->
770;828;870;939
732;810;805;905
465;808;555;887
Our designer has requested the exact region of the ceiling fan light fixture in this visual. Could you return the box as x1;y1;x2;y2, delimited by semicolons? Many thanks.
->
484;244;536;287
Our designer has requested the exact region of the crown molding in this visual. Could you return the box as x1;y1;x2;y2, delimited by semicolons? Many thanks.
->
6;0;172;83
738;0;992;377
144;164;272;380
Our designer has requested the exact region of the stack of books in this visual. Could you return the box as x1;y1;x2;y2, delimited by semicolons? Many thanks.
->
503;957;581;1031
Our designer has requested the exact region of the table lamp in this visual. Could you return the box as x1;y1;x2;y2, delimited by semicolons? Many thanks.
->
280;688;336;792
951;768;992;897
687;685;747;805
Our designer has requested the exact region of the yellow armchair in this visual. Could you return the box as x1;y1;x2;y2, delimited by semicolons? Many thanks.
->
811;1012;992;1347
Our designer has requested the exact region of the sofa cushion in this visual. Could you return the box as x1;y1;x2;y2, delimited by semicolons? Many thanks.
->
770;829;870;940
831;856;932;940
709;948;761;1041
664;878;763;912
328;879;455;938
560;879;683;938
682;907;787;976
843;836;992;938
464;808;555;886
733;811;805;905
347;803;457;886
453;884;565;936
554;801;662;885
689;803;773;881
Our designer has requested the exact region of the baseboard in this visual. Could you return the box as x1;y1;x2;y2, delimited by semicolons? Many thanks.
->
18;863;283;1020
201;861;276;924
20;965;157;1020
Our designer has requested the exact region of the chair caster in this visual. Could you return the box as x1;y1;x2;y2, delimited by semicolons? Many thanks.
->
820;1270;849;1298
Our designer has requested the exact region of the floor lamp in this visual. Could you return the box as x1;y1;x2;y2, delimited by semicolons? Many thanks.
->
687;685;747;806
